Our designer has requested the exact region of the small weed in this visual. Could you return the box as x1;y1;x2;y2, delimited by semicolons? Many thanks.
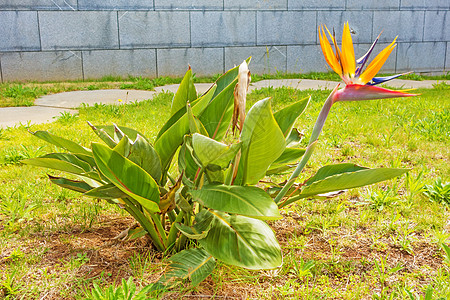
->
120;77;155;90
0;128;10;140
413;109;449;142
1;148;26;165
442;244;450;268
370;234;389;252
286;234;311;251
55;111;79;125
432;81;450;90
431;230;450;248
2;248;25;263
364;187;399;211
128;252;155;278
341;144;354;157
372;255;404;298
0;189;39;225
68;253;89;270
404;172;425;202
0;84;46;107
380;127;399;148
423;178;450;205
1;145;46;165
85;277;158;300
391;230;415;255
407;138;419;152
290;257;315;280
0;270;24;299
306;214;339;235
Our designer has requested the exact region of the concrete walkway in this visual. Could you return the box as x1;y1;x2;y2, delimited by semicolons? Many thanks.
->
0;79;447;128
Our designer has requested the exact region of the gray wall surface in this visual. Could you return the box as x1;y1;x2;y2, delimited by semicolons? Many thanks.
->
0;1;449;82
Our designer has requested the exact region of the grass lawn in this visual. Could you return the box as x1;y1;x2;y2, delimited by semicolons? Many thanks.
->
0;81;449;299
0;71;448;107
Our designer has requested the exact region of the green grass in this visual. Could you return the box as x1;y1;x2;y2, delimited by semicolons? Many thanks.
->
0;83;449;299
1;71;449;107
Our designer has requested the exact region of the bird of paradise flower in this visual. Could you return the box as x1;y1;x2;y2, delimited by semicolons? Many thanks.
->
318;22;417;102
275;23;417;207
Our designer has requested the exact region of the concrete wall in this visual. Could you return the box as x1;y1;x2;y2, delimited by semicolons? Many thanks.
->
0;1;449;82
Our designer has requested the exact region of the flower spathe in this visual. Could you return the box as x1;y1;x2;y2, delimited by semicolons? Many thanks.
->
318;22;417;101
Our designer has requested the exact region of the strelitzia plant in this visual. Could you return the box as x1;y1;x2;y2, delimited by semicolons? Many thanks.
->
24;23;416;292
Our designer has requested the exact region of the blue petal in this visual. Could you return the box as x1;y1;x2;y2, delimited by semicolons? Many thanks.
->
367;73;407;86
355;33;380;77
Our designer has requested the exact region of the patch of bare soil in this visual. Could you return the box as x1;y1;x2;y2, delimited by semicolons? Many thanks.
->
34;216;157;283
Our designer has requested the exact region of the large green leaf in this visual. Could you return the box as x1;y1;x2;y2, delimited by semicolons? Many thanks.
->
74;153;97;168
281;165;409;207
176;210;213;240
191;133;240;169
198;78;237;140
274;96;310;137
154;85;217;171
178;137;201;185
272;148;306;165
191;184;281;220
23;153;102;182
187;104;209;137
87;122;117;148
285;128;304;147
31;130;91;156
266;164;295;176
239;98;285;185
128;135;162;183
171;68;197;116
199;210;282;270
266;148;306;175
305;163;367;185
156;105;190;141
48;175;93;193
92;143;160;213
113;136;132;157
302;167;409;197
94;124;149;144
156;95;208;141
162;248;216;287
83;183;128;200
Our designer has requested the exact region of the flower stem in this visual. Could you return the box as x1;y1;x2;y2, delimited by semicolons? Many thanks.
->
274;85;338;205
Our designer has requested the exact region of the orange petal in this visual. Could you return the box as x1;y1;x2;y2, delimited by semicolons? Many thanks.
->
319;26;342;76
340;22;355;77
326;26;342;66
359;37;397;84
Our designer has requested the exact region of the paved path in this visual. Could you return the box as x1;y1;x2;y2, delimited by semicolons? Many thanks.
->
0;79;447;128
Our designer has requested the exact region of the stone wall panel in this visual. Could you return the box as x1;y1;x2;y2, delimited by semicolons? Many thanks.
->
191;11;256;47
397;42;446;72
225;46;287;74
39;11;119;50
1;51;83;82
82;49;157;79
119;12;190;48
257;11;316;45
157;48;224;77
0;11;40;51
